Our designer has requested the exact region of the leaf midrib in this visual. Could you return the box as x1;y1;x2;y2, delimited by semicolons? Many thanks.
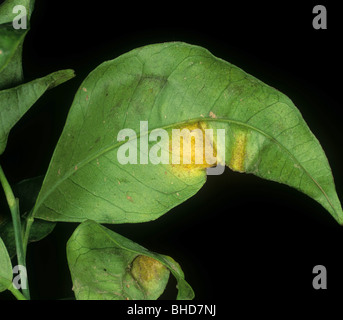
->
33;116;337;218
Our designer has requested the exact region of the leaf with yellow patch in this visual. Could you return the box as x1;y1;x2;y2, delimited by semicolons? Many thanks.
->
32;42;342;224
66;220;194;300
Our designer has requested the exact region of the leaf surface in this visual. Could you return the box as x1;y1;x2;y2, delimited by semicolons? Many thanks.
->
67;220;194;300
0;236;12;292
32;42;343;224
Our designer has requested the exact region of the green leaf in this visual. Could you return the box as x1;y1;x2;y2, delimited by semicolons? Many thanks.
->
0;0;35;89
0;176;55;258
67;220;194;300
32;42;343;224
0;236;12;292
0;69;75;154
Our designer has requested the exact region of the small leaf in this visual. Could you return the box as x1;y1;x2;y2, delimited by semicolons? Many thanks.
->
0;236;12;292
0;176;55;258
0;69;75;154
66;220;194;300
32;42;342;224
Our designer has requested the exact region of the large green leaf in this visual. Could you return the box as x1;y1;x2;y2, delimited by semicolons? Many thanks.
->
0;236;12;292
32;42;343;224
0;69;75;154
67;220;194;300
0;0;35;89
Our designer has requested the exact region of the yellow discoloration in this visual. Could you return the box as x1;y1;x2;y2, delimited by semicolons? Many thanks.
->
131;255;169;291
169;122;217;175
229;130;247;172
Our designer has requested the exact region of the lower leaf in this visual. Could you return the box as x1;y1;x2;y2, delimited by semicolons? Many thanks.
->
66;220;194;300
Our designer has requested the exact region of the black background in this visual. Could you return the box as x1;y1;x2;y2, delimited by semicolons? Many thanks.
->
0;0;342;311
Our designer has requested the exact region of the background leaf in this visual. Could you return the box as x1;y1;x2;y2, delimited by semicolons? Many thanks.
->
0;0;35;24
0;0;35;89
0;236;12;292
32;42;342;224
0;176;55;258
0;24;27;79
0;69;75;155
67;220;194;300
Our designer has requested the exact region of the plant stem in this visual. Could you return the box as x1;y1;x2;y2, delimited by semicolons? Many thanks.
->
0;165;30;300
8;284;27;300
23;210;34;257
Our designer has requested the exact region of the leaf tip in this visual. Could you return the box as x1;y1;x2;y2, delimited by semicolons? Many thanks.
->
47;69;75;90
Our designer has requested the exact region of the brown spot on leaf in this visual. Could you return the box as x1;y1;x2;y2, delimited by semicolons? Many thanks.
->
209;111;217;118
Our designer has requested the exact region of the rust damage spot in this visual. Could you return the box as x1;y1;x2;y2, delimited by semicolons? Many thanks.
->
169;121;218;176
130;255;169;292
229;130;248;173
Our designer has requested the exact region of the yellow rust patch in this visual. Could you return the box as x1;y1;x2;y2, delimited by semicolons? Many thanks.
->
229;130;247;172
169;121;217;175
131;255;169;288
